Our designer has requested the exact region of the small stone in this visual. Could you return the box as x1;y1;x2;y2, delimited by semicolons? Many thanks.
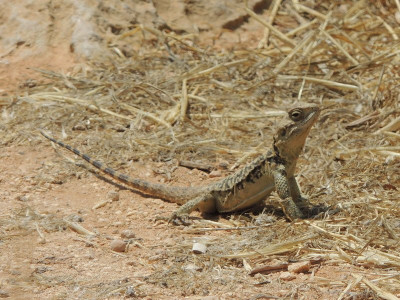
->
219;160;229;169
69;214;84;222
110;239;127;252
125;286;136;297
0;289;9;298
209;170;222;178
192;242;207;254
183;263;201;273
288;261;311;274
254;214;277;225
396;11;400;24
16;195;29;202
107;191;119;201
72;124;87;131
279;271;296;281
338;4;348;14
121;230;136;239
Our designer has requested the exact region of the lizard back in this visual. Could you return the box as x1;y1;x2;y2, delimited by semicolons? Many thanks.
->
208;152;276;212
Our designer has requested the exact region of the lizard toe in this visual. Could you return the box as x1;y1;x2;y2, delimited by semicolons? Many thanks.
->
168;213;192;226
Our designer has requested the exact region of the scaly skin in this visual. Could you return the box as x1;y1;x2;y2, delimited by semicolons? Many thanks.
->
41;105;320;222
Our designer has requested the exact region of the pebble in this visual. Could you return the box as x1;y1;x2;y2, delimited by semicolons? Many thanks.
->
279;271;296;281
219;160;229;169
107;191;119;201
209;170;222;178
192;242;207;254
183;263;201;272
16;195;29;202
288;261;311;274
0;289;9;298
69;214;84;222
254;214;277;225
110;239;127;252
121;230;136;239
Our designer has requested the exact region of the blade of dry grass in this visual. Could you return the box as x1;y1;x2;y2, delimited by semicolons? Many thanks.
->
258;0;282;48
273;31;315;74
180;79;188;122
278;75;359;91
222;234;319;258
244;6;295;47
351;274;399;300
293;3;328;20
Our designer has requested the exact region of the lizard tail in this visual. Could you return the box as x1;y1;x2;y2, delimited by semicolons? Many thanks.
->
40;130;203;204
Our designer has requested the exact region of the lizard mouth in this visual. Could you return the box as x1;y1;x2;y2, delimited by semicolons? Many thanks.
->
303;107;320;124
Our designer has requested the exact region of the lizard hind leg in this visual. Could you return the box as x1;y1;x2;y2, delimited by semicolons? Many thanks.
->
168;193;216;225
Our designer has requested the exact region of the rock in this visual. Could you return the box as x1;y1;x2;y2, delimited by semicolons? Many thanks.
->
121;230;136;239
110;239;127;252
183;263;201;273
279;271;296;281
209;170;222;178
219;160;229;169
0;289;9;298
254;214;277;225
396;11;400;24
107;191;119;201
192;242;207;254
288;261;311;274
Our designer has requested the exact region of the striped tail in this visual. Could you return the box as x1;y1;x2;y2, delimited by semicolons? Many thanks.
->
40;130;202;204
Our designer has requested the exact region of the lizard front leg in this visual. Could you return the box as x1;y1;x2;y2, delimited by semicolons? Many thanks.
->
273;166;304;221
169;193;216;225
288;176;310;208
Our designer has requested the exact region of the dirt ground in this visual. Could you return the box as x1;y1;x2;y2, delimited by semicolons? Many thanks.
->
1;1;400;299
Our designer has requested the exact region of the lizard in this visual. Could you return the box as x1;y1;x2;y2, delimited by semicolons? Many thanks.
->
40;105;320;222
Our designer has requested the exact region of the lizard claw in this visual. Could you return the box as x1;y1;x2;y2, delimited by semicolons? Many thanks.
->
297;196;311;209
168;213;192;226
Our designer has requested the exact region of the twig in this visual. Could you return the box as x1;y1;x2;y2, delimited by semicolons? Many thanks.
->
180;78;188;122
184;59;248;80
244;7;295;47
179;160;213;172
351;274;399;300
337;275;363;300
294;3;327;20
321;31;359;65
120;103;172;128
278;75;359;91
258;0;282;48
273;31;315;74
64;219;96;236
250;263;289;275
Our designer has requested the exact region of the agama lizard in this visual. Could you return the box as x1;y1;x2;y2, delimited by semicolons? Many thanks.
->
41;105;320;222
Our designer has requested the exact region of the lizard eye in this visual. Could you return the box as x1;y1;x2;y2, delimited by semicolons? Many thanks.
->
290;109;303;121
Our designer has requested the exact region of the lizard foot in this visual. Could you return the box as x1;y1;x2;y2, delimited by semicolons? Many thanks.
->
307;204;341;219
168;212;192;226
281;199;304;221
296;196;311;209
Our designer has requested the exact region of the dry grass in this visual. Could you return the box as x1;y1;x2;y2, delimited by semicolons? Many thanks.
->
1;1;400;298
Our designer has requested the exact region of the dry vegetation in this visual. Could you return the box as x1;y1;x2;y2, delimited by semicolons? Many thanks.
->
1;1;400;299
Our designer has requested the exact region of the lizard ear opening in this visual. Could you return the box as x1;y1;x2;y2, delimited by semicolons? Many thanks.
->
278;127;287;137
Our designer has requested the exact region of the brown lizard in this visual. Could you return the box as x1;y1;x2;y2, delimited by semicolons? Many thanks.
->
40;105;320;222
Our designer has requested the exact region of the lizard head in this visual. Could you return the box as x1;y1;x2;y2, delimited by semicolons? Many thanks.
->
273;105;320;169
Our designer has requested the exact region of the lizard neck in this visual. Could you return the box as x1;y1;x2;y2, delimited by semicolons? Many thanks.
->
272;146;300;177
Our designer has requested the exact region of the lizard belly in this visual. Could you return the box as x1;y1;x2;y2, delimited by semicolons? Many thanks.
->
215;173;275;213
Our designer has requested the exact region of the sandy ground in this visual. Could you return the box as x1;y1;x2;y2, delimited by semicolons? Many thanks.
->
0;144;381;299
